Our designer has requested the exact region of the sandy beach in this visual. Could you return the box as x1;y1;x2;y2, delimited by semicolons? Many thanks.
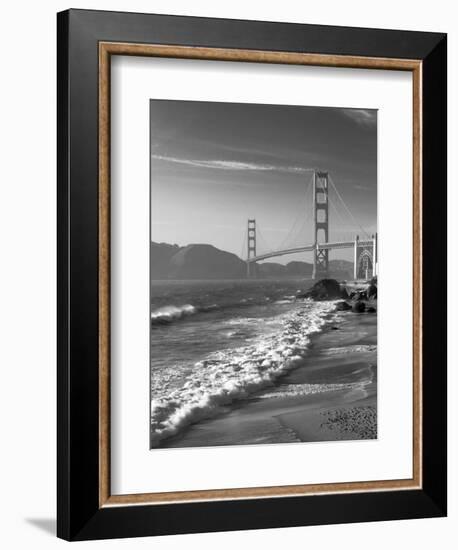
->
160;308;377;448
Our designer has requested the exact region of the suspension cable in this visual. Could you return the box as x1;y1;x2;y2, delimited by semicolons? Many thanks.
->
256;226;271;256
328;194;351;241
277;172;314;251
328;174;371;239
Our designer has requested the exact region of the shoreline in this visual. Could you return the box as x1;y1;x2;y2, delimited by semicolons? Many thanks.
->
156;307;377;449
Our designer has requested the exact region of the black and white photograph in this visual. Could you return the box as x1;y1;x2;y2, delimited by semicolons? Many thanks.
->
149;100;378;449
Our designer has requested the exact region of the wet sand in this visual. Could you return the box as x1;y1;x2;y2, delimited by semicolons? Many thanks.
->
161;310;377;448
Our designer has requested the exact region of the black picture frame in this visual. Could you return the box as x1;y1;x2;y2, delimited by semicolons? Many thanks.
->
57;8;447;541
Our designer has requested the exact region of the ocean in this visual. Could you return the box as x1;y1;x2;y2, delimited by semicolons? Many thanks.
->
150;279;340;447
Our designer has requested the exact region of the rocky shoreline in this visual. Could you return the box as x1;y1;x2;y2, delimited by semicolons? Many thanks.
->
298;276;377;314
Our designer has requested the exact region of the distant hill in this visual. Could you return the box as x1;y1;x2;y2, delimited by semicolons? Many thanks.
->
257;261;313;278
150;242;354;280
150;242;181;279
257;262;287;278
286;261;313;277
258;260;351;279
151;242;245;279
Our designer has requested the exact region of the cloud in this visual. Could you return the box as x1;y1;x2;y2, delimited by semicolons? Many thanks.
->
342;109;377;127
151;153;316;175
351;183;370;191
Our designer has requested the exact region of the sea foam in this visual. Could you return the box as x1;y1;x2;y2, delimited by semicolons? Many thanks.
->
150;300;336;446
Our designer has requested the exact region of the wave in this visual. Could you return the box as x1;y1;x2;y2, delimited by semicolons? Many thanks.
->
323;344;377;355
150;295;285;326
150;300;336;446
257;381;371;400
150;304;198;324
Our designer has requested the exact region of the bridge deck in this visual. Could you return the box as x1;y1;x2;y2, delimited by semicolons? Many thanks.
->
247;240;373;263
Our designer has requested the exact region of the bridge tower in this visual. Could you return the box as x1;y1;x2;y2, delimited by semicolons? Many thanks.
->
246;219;257;278
312;171;330;279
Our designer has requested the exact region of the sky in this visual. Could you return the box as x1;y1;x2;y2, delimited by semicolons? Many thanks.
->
150;100;377;263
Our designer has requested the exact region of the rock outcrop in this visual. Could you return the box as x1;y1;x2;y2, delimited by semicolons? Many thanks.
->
300;278;345;301
300;278;378;315
335;300;352;311
367;277;378;299
351;300;366;313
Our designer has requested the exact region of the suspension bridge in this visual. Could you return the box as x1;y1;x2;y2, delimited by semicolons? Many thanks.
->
242;170;377;280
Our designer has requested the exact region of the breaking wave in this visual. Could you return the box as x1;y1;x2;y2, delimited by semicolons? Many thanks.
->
150;296;287;326
150;304;198;324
